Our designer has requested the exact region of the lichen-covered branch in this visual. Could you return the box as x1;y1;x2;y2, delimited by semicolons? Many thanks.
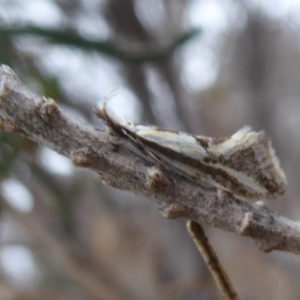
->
1;64;300;254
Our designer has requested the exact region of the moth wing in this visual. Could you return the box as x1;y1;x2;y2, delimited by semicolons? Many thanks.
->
133;126;208;160
207;126;287;198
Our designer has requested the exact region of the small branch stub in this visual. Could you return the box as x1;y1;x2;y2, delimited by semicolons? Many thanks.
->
38;96;60;122
146;166;173;193
71;148;99;168
159;203;188;219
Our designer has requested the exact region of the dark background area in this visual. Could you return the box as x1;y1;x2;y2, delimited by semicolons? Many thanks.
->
0;1;300;299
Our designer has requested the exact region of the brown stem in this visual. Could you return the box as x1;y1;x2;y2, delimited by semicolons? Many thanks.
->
187;220;240;300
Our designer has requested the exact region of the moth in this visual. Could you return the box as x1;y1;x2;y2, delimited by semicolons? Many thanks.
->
97;101;287;202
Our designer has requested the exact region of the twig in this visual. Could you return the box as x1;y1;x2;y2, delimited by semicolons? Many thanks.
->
187;220;240;300
1;64;300;254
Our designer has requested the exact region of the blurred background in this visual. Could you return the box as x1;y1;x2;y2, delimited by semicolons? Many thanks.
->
0;0;300;299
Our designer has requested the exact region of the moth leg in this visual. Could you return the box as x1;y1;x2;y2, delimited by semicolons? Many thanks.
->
120;129;146;152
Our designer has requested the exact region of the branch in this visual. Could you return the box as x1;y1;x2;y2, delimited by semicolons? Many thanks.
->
0;26;201;62
1;64;300;254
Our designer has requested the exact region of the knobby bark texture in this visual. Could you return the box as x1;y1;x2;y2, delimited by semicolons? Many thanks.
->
0;64;300;254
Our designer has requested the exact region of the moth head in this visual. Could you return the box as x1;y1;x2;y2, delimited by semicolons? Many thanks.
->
95;100;122;129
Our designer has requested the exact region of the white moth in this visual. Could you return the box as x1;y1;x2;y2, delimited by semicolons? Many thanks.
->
97;101;287;202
